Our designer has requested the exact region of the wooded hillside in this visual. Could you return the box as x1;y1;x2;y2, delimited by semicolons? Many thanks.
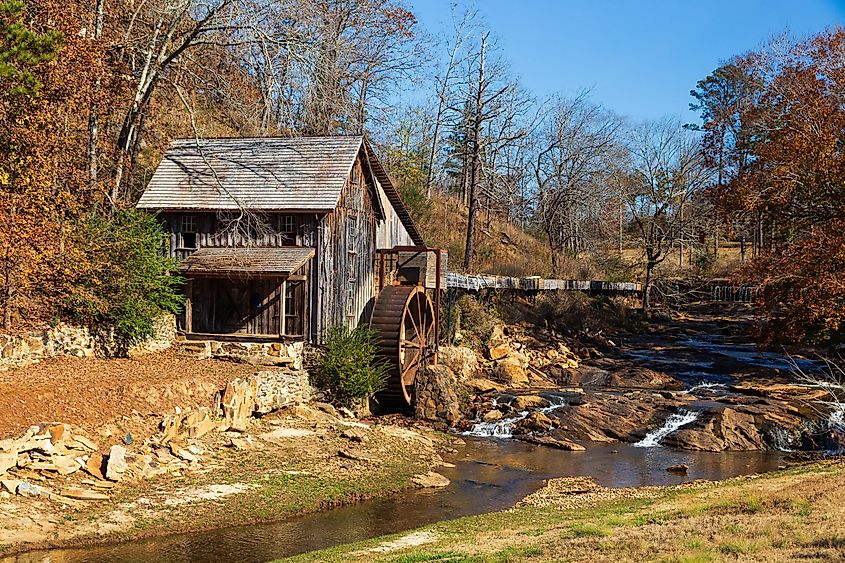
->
0;0;841;344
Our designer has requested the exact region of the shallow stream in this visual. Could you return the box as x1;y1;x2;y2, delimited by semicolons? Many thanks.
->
7;437;784;563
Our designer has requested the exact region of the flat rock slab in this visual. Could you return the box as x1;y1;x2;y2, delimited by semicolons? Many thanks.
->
411;472;451;488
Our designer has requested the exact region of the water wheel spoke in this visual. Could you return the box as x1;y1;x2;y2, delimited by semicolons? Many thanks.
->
403;346;421;367
401;367;416;386
406;305;421;342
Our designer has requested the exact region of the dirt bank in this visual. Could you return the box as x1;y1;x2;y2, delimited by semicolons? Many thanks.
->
0;351;256;439
0;348;460;557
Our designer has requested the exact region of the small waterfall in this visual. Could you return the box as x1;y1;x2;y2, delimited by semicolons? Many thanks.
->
828;402;845;431
633;410;699;448
767;426;794;452
687;382;727;394
462;412;529;438
538;394;569;414
463;395;569;439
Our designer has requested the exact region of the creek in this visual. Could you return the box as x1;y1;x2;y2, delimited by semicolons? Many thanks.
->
6;437;784;563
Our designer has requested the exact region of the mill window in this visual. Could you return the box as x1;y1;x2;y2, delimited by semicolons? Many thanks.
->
346;215;358;318
180;214;197;249
346;282;355;317
280;214;295;234
346;216;358;253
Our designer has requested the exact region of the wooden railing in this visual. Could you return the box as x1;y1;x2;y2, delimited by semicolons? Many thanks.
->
445;272;641;294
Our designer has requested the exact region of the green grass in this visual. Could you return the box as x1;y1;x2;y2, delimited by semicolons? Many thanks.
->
390;552;476;563
281;463;842;563
717;540;759;555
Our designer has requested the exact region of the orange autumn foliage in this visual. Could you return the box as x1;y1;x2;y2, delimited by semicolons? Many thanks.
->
716;30;845;343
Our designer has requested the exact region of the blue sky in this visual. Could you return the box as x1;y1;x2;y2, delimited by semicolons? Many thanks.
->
409;0;845;122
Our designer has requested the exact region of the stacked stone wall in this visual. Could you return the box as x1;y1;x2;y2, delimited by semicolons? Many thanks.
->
0;316;176;370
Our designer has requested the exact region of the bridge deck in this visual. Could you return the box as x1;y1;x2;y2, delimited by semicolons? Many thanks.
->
445;272;641;293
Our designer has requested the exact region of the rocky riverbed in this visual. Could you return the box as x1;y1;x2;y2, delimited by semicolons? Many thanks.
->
445;303;840;454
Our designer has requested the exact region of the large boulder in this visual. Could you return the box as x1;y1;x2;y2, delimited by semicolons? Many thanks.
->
511;395;550;411
514;411;555;434
411;471;450;488
495;358;530;387
221;377;259;431
549;391;691;444
105;445;129;481
487;343;510;361
465;377;506;393
666;407;768;451
521;434;586;451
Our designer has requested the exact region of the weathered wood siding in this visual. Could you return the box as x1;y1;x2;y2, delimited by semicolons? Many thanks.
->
160;213;318;260
374;175;413;249
315;156;377;341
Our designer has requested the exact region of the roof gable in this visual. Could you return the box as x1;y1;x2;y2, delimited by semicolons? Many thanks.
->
137;136;363;212
137;135;425;246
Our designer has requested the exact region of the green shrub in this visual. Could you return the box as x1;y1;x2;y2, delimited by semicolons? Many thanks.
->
63;209;183;351
314;325;390;406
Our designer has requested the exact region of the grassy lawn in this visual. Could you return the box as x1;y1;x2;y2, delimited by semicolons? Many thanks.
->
284;462;845;562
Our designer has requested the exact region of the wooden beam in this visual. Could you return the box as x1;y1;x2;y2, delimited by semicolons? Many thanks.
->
185;279;193;333
280;279;287;337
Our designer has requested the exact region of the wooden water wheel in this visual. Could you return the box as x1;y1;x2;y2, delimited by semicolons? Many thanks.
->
369;285;435;407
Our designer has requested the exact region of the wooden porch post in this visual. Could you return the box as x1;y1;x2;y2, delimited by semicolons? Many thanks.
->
185;279;193;333
280;279;287;338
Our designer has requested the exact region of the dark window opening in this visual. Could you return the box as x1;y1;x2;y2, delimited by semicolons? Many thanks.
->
181;232;197;249
345;282;355;317
181;214;196;233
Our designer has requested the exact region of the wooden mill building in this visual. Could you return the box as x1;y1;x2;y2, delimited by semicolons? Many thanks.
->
137;135;428;345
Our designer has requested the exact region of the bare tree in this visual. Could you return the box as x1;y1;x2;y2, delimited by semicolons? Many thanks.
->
424;9;475;197
111;0;251;205
623;119;712;312
532;93;622;274
449;31;522;272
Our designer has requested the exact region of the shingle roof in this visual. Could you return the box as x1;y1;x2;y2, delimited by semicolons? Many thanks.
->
137;136;364;211
178;247;315;276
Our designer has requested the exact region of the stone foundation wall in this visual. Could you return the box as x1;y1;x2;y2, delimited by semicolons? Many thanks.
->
0;316;177;370
178;340;305;371
414;365;465;425
219;368;314;429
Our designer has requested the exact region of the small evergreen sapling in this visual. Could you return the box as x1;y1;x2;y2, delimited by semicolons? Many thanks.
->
315;325;390;406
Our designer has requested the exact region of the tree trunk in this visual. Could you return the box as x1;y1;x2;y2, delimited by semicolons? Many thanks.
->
642;258;655;314
86;0;104;200
463;33;486;273
547;229;559;276
2;276;10;331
